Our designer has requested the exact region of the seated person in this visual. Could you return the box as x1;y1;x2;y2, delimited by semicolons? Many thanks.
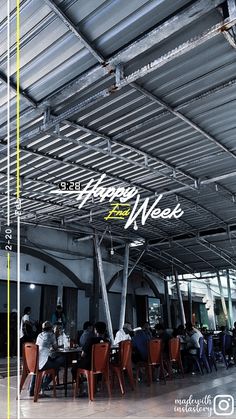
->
154;323;172;357
232;322;236;363
132;324;151;363
72;321;109;381
218;326;233;359
141;322;153;339
114;322;133;345
54;322;69;348
200;326;209;338
29;321;64;396
185;322;203;355
232;321;236;339
79;321;95;347
173;324;186;350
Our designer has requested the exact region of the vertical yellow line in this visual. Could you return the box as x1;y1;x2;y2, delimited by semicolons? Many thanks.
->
7;253;10;419
16;0;20;198
16;2;21;419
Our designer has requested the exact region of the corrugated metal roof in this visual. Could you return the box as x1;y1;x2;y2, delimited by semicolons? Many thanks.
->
1;0;236;275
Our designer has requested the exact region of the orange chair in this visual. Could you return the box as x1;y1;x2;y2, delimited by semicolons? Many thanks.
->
136;339;166;386
20;342;57;402
74;342;111;401
110;340;135;395
168;338;184;378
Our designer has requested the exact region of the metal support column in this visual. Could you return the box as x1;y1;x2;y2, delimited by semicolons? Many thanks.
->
226;269;233;329
174;269;186;326
164;279;172;329
206;281;216;330
188;281;192;323
119;243;130;329
90;241;100;323
94;234;114;342
217;271;230;329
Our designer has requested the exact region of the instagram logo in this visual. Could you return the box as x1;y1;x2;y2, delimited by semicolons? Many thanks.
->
213;395;234;416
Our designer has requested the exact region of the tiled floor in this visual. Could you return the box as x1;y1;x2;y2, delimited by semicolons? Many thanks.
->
1;362;236;418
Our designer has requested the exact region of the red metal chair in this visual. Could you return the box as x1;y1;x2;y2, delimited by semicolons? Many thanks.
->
136;339;166;385
168;337;184;378
74;342;111;401
20;342;57;402
110;340;135;394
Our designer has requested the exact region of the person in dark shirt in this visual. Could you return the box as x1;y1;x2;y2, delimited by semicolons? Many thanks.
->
79;321;95;347
51;305;66;329
154;323;172;357
132;323;152;363
232;321;236;339
72;321;108;380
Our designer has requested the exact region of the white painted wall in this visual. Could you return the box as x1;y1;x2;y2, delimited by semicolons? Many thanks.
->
0;251;75;287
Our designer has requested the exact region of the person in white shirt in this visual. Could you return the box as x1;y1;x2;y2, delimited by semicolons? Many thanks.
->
35;321;64;395
54;323;69;348
114;322;133;345
20;306;35;356
186;322;203;355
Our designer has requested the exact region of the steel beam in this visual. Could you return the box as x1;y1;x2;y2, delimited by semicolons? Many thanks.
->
119;243;130;329
0;139;154;193
174;269;186;326
43;0;105;63
3;76;236;141
37;0;224;106
131;83;236;161
146;248;197;277
117;15;236;87
90;241;100;323
217;271;230;328
164;279;172;328
26;88;112;138
128;247;146;277
64;169;236;223
206;281;216;330
177;192;227;228
187;281;192;323
48;131;194;189
197;238;236;270
0;140;222;236
227;0;236;39
175;242;217;271
2;114;197;191
64;120;196;185
222;30;236;48
0;70;37;109
94;233;114;342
